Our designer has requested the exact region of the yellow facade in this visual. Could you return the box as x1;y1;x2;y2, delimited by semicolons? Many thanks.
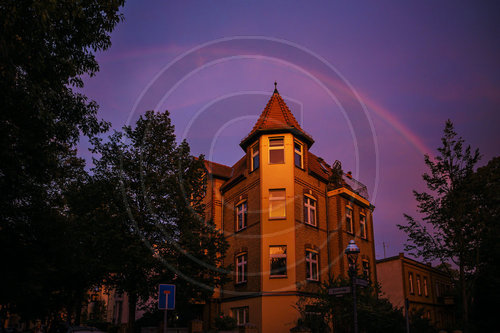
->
204;87;377;333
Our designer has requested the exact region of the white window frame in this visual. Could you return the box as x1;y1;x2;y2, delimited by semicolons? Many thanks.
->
305;250;319;281
236;253;247;284
304;195;317;227
251;143;259;171
269;189;286;219
269;245;287;277
294;141;303;168
232;307;249;326
346;206;354;234
360;213;367;239
236;200;247;231
269;136;285;164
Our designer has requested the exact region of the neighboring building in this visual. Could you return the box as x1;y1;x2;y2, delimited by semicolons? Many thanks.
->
202;85;377;333
83;287;144;328
376;253;455;330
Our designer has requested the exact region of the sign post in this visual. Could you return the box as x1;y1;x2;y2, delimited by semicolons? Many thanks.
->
159;284;175;333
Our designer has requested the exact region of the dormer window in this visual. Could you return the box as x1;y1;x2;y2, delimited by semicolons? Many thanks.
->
269;137;284;164
294;141;303;168
251;143;259;171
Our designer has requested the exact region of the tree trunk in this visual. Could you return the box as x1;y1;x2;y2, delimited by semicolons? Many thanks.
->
460;260;468;332
128;292;137;333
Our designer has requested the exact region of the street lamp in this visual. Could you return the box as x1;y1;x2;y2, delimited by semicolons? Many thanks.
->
345;240;360;333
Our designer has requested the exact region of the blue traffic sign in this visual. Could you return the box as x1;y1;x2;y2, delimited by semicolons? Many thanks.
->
158;284;175;310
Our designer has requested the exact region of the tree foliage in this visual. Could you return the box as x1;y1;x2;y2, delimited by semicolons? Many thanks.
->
92;110;229;327
297;277;433;333
466;157;500;331
0;0;124;322
397;120;487;331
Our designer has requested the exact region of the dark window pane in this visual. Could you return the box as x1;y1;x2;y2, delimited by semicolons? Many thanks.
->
269;149;284;164
295;152;301;167
269;137;284;147
253;154;259;170
270;257;287;276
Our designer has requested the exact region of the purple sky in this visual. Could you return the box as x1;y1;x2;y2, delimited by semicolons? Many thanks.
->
81;1;500;260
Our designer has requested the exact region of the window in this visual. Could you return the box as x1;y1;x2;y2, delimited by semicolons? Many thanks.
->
303;195;317;226
424;277;429;297
360;214;367;239
232;307;249;326
306;250;319;281
294;141;303;168
236;201;247;231
346;206;354;234
269;137;284;164
417;275;422;295
251;143;259;171
362;259;370;279
409;273;414;294
269;189;286;219
236;253;247;284
270;245;287;277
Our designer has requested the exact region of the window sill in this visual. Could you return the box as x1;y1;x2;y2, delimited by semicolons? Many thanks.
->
304;222;318;229
235;281;247;286
269;217;286;220
306;279;320;283
235;227;248;233
270;275;287;279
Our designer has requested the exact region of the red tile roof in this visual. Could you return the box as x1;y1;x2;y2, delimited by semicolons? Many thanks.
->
307;151;332;182
240;87;314;149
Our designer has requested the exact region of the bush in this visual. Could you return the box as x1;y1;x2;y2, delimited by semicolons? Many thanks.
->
214;313;237;330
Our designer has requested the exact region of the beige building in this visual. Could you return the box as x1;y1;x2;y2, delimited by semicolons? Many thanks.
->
203;85;377;332
376;253;455;330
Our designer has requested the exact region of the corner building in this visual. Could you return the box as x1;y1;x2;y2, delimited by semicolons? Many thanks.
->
203;86;377;333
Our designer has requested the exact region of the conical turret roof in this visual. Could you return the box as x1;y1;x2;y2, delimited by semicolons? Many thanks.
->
240;84;314;149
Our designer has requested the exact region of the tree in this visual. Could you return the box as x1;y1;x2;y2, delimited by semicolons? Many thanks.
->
398;120;481;331
465;157;500;331
0;0;124;323
92;110;229;329
296;277;433;333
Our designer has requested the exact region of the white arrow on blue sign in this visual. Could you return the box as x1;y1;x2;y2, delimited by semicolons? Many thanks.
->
158;284;175;310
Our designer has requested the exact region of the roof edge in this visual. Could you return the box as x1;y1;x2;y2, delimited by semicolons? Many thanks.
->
240;127;315;150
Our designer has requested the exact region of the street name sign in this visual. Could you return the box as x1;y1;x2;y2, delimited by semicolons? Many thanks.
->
354;278;369;287
328;286;351;295
158;284;176;310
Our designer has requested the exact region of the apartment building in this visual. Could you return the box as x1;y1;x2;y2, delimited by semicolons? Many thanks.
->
376;253;455;330
203;85;377;332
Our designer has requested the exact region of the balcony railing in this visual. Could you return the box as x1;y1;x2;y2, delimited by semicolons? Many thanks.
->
328;173;369;201
342;174;369;200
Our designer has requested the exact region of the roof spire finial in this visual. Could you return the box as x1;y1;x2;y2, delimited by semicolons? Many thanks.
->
274;81;278;94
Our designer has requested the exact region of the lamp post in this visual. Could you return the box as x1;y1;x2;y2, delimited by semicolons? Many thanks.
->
345;240;360;333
